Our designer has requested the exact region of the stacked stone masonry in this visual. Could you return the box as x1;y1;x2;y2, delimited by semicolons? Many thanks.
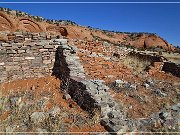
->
0;32;179;133
55;43;137;133
0;32;65;83
73;40;137;83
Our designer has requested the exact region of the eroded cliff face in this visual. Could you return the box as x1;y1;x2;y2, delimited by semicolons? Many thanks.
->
0;11;68;37
65;26;175;51
0;9;175;51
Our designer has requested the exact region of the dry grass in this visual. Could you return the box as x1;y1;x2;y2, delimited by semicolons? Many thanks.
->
123;55;151;74
162;52;180;64
0;76;105;133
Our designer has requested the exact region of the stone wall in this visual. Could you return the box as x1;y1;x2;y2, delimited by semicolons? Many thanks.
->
54;40;180;132
0;32;130;134
2;31;58;43
128;51;165;63
0;32;66;83
53;43;139;133
73;40;135;83
0;31;179;133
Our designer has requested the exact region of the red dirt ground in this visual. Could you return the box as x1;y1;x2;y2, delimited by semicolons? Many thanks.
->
0;76;105;132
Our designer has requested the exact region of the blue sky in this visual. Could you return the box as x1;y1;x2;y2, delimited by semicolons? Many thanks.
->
0;0;180;46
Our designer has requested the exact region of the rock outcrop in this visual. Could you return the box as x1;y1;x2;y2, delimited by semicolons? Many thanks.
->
0;8;176;51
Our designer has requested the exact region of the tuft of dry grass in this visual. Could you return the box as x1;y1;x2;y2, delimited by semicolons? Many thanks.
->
123;55;151;74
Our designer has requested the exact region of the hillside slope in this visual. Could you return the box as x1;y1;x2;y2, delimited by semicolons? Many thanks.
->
0;7;175;51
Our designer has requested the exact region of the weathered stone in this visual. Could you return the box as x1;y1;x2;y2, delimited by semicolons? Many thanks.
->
48;106;61;116
0;62;5;66
13;57;25;61
39;49;48;52
7;49;16;54
105;123;121;132
31;46;43;50
43;60;51;64
107;110;119;118
6;65;21;71
36;128;47;133
130;84;137;90
25;57;35;60
146;79;154;85
33;56;43;61
100;118;109;125
18;50;26;53
153;89;167;97
143;83;150;88
0;50;6;54
48;48;56;52
108;102;116;108
54;45;60;49
0;71;7;76
44;45;53;49
0;77;7;83
9;97;22;106
1;43;12;47
103;41;110;46
54;39;67;44
30;112;47;123
5;126;16;132
30;85;36;90
0;66;5;70
159;112;169;121
171;103;180;111
63;93;71;100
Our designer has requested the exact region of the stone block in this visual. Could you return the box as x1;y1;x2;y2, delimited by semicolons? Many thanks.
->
43;60;51;64
14;43;23;48
24;37;32;41
0;71;7;76
0;66;5;70
0;77;7;83
6;65;21;71
48;48;56;52
54;39;67;44
25;57;35;60
0;62;5;66
44;45;54;49
7;49;16;54
39;49;48;52
107;111;119;118
63;93;71;100
13;57;24;61
18;50;26;53
0;50;6;54
31;46;43;49
21;46;30;50
1;43;12;47
54;45;60;49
